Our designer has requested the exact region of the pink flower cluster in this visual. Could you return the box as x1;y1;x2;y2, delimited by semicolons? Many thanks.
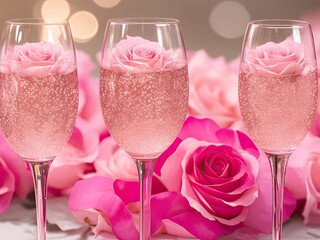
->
1;21;320;238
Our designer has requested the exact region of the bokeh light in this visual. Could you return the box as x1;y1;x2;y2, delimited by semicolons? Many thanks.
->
41;0;70;22
209;1;250;39
93;0;121;8
69;11;99;43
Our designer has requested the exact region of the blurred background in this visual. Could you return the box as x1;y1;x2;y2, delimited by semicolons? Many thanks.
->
1;0;320;72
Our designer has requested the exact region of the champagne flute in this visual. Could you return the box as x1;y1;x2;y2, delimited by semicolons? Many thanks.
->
238;19;318;239
100;18;189;239
0;19;78;240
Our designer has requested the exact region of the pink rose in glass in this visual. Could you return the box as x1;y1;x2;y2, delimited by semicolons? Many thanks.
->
187;50;243;130
2;42;75;77
102;36;185;73
244;39;306;76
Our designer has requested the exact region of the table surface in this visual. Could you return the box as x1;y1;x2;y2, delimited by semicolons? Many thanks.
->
0;197;319;240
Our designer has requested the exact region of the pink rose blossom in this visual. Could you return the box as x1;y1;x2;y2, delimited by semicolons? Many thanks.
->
287;132;320;224
187;50;243;130
0;132;33;213
303;151;320;224
48;118;100;193
102;36;185;73
1;42;76;77
156;116;260;225
76;50;106;134
93;136;138;181
243;39;307;76
155;117;296;234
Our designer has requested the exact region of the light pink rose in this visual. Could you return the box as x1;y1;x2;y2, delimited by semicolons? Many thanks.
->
288;132;320;224
302;151;320;224
155;117;296;233
93;136;138;181
48;118;100;194
2;42;76;77
243;39;306;76
76;50;106;134
102;36;185;73
187;50;243;130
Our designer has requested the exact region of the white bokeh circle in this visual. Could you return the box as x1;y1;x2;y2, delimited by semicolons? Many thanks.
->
209;1;250;39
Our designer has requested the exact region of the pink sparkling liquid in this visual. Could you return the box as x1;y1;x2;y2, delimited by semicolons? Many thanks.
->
0;70;78;160
100;66;189;159
239;69;318;154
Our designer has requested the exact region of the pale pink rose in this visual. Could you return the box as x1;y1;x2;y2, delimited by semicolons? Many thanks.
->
48;118;100;193
243;39;306;76
93;136;137;181
2;42;76;77
302;151;320;224
155;116;296;233
76;50;106;134
187;50;243;130
102;36;185;73
288;132;320;224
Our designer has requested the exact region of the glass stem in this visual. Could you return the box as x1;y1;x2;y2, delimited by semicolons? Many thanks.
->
28;159;53;240
267;154;290;240
134;158;156;240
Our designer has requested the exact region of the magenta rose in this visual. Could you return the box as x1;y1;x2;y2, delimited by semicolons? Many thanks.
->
0;157;15;214
102;36;185;73
2;42;76;77
155;116;296;233
243;38;306;76
155;117;259;225
187;50;243;130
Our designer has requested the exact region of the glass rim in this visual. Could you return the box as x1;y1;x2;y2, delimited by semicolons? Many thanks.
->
249;19;311;28
107;17;181;25
5;18;69;26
